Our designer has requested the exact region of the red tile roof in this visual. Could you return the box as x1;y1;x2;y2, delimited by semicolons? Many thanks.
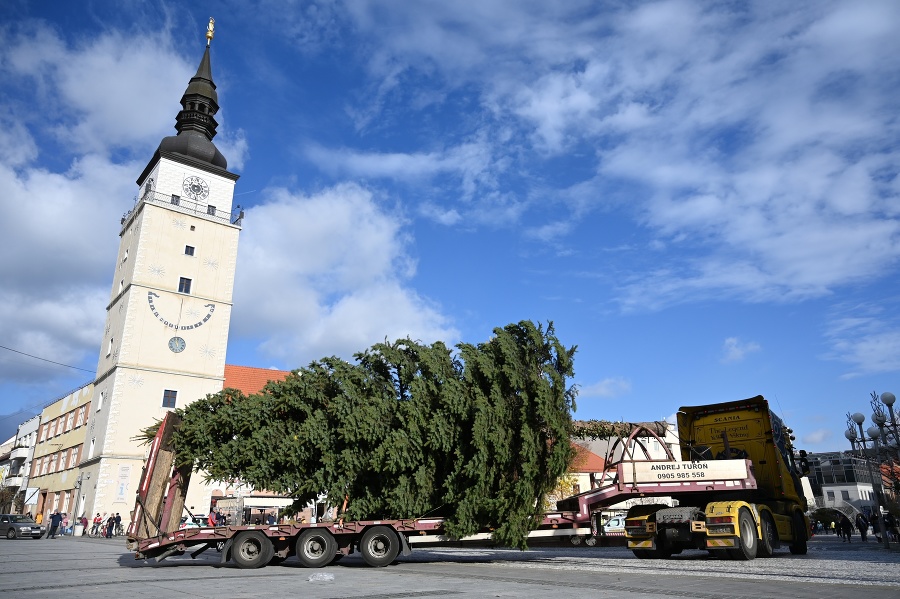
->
570;444;606;472
224;364;291;395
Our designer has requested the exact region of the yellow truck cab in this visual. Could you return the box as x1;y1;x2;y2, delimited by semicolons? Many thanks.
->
624;396;810;560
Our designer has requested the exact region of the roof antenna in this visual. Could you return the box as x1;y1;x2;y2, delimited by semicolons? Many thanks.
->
206;17;215;47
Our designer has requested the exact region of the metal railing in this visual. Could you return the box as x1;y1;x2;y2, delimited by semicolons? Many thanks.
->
121;189;244;231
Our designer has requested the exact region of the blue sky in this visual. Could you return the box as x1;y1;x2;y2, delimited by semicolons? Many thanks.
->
1;1;899;451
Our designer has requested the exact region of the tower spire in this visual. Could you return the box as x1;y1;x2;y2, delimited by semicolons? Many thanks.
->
153;18;227;169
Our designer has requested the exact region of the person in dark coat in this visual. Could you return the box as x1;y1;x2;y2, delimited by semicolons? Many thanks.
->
47;511;63;539
105;515;116;538
839;514;853;543
855;513;869;542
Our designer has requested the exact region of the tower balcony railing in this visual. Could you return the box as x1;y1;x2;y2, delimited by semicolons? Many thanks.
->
121;189;244;232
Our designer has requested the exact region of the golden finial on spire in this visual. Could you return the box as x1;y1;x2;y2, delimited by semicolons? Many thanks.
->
206;17;215;46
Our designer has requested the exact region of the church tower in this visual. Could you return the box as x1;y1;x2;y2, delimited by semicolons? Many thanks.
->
80;20;242;519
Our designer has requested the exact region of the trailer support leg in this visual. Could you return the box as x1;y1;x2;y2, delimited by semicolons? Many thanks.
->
154;547;182;563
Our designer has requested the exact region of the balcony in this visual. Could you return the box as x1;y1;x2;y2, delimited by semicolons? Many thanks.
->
2;475;24;488
120;189;244;233
10;446;29;460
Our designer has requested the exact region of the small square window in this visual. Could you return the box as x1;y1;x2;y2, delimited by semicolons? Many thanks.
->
841;490;850;500
162;389;177;408
106;338;114;357
185;245;195;256
190;225;196;231
171;194;180;205
207;205;217;216
178;277;192;294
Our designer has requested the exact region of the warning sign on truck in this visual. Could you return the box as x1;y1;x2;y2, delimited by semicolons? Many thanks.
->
620;460;749;484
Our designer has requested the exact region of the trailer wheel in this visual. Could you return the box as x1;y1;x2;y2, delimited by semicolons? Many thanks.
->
569;535;583;546
789;512;808;555
360;526;400;567
296;529;337;568
232;531;274;569
727;508;758;561
758;512;776;558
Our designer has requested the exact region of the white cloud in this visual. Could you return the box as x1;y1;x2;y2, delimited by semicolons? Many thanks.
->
721;337;761;364
578;377;632;399
318;1;900;310
231;183;458;366
823;303;900;379
802;428;833;445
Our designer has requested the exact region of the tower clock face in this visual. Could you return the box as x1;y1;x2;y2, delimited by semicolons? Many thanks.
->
182;176;210;201
168;336;186;353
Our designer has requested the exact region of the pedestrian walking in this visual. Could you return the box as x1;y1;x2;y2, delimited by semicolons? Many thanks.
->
47;511;62;539
62;514;70;535
885;512;899;542
114;513;122;535
839;514;853;543
855;513;869;542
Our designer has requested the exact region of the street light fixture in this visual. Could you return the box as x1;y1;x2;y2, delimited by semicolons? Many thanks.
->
845;412;890;549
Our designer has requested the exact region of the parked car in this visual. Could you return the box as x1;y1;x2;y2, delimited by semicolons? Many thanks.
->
0;514;46;540
602;516;626;533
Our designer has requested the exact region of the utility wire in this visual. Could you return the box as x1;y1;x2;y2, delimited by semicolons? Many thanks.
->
0;344;95;373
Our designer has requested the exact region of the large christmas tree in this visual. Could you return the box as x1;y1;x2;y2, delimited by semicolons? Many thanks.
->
169;320;577;548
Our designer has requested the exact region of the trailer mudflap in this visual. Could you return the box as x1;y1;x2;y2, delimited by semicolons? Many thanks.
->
220;538;234;564
399;532;412;556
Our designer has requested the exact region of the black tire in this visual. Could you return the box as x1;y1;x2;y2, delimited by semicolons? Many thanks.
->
758;512;776;558
296;529;337;568
789;512;808;555
359;526;400;567
6;528;17;540
727;508;758;561
231;531;274;569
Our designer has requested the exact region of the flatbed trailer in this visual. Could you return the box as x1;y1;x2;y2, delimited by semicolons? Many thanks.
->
127;412;597;568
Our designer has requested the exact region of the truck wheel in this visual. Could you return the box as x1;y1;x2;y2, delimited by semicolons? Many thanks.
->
758;512;776;558
789;512;807;555
727;508;758;561
232;531;274;569
296;529;337;568
360;526;400;567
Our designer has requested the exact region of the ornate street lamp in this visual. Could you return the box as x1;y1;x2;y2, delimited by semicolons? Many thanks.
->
878;392;899;458
845;412;889;548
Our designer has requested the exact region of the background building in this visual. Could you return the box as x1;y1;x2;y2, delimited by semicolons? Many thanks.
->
805;451;883;517
79;37;243;520
29;383;92;520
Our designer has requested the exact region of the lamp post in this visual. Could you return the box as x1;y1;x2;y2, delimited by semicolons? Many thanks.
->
877;392;899;459
845;412;890;548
